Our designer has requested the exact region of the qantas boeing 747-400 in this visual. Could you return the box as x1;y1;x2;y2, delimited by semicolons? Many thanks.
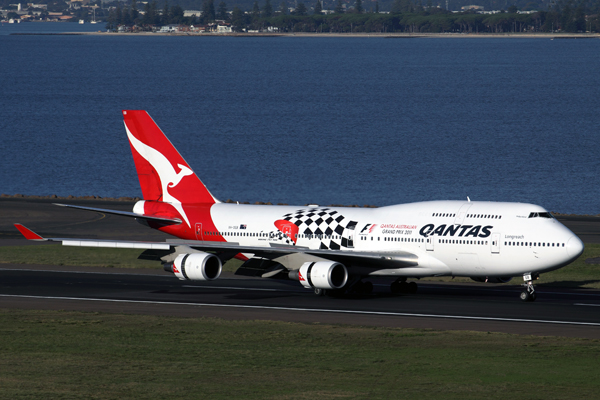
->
15;110;584;302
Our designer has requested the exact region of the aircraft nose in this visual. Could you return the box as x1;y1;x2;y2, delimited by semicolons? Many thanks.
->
566;236;584;259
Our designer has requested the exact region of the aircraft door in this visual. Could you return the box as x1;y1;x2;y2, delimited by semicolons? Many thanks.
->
195;223;203;241
342;222;357;249
426;236;434;251
454;203;472;225
491;232;500;254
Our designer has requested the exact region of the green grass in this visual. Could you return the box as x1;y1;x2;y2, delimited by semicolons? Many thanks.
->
0;244;244;272
0;244;160;269
0;309;599;399
1;243;599;288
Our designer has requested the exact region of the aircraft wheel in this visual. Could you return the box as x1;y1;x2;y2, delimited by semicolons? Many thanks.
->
519;291;530;302
530;292;537;302
407;281;418;294
314;288;326;296
390;281;402;294
399;281;409;293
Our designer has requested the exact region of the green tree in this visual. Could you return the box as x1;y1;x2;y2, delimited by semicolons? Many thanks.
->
252;1;260;18
263;0;273;17
171;4;184;23
279;0;287;14
573;5;586;32
217;1;228;20
390;0;411;14
122;4;131;24
295;2;307;15
354;0;362;13
507;4;517;13
335;0;344;13
375;1;379;12
202;0;215;21
142;2;151;24
106;7;117;28
142;1;158;25
231;6;246;30
130;0;139;23
314;0;322;14
162;1;169;24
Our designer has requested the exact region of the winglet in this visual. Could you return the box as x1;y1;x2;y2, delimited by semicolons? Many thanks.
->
14;224;46;241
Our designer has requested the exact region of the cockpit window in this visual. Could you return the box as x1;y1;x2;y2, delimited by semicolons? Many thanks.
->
528;212;553;219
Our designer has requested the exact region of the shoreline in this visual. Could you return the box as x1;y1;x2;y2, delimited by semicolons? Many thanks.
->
9;31;600;38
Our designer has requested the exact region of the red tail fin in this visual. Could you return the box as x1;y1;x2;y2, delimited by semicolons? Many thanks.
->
123;110;218;205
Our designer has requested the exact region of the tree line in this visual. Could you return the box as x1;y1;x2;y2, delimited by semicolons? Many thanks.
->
107;0;600;33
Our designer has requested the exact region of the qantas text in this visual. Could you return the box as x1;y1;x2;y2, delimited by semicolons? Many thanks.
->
419;224;493;238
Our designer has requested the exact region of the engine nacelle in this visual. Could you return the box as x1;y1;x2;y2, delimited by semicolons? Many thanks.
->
298;261;348;290
470;277;512;284
172;253;222;281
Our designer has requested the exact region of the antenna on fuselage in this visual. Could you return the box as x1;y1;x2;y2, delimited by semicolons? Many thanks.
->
467;196;471;202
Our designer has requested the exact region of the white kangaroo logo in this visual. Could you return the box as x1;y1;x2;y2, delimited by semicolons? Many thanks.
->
125;125;193;228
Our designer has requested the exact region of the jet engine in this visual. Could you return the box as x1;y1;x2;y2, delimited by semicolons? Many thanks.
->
470;277;512;284
168;253;222;281
294;261;348;290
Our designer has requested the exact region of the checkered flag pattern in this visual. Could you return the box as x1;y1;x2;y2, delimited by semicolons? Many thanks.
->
281;208;358;250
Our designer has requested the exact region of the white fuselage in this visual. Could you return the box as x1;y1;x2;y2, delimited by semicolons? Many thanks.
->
206;200;583;279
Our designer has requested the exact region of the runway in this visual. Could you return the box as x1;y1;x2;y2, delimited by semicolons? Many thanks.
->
1;264;599;339
1;197;599;338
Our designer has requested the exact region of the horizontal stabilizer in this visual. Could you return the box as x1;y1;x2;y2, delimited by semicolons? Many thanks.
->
14;223;171;250
62;239;170;250
54;203;182;224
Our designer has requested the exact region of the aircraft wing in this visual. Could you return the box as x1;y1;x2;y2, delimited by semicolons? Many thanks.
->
166;239;419;268
14;224;419;269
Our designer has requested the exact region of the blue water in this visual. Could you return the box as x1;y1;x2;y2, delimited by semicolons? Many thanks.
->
0;21;107;35
1;25;599;214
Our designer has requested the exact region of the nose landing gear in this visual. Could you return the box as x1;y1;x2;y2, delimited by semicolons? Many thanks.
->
520;273;539;302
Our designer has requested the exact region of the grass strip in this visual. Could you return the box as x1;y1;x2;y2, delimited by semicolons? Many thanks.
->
1;243;599;288
0;243;244;272
0;309;599;400
0;244;159;269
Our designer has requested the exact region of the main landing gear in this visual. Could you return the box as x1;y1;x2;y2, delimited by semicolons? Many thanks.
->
520;273;538;302
313;279;375;296
312;278;418;297
390;278;418;294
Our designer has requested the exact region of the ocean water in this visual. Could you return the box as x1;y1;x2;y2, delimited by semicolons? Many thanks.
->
1;25;599;214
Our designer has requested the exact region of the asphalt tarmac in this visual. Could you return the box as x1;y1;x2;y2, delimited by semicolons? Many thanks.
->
1;198;600;338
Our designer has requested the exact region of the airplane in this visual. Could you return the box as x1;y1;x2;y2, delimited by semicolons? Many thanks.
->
15;110;585;302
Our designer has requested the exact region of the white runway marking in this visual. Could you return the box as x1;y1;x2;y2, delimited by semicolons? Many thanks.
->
2;294;600;327
183;285;286;292
0;268;166;278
